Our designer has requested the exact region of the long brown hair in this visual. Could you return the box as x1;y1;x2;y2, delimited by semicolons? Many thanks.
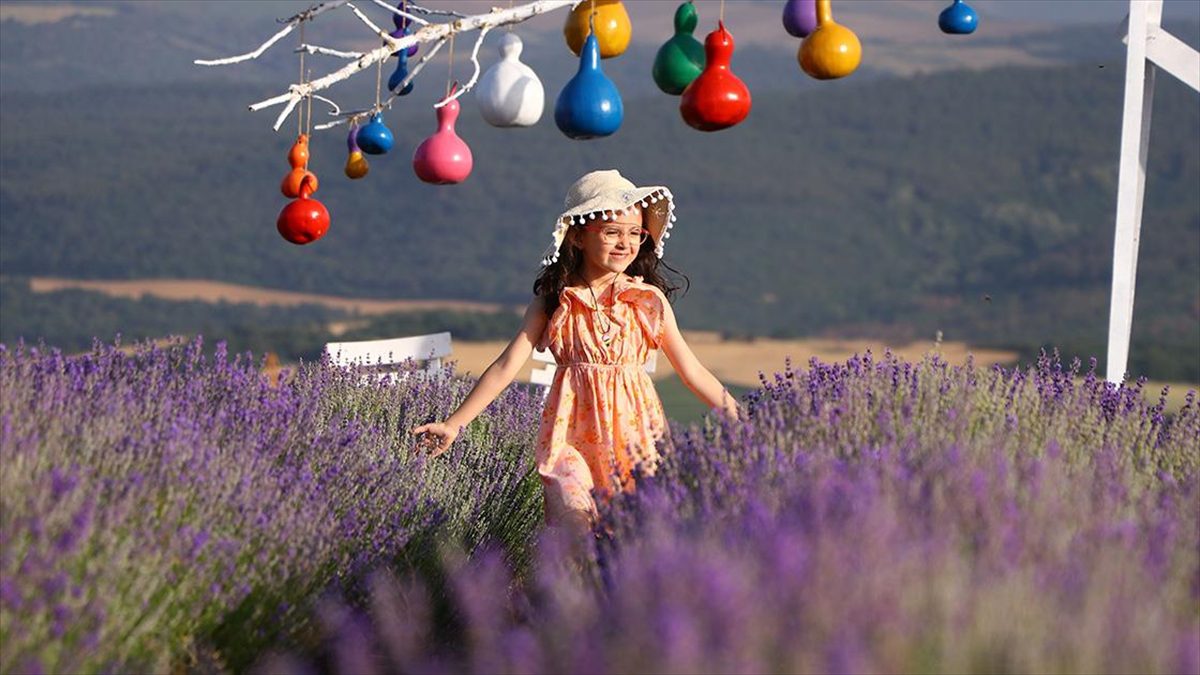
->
533;223;689;318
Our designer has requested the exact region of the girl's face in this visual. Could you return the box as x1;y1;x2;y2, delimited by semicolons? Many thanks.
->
571;208;648;278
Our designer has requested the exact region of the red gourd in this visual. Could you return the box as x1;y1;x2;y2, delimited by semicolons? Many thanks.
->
679;21;751;132
276;178;330;245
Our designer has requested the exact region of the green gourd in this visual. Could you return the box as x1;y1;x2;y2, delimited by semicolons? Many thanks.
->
652;2;705;96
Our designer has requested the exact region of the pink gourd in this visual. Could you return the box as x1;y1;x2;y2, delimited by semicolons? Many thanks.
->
412;94;473;185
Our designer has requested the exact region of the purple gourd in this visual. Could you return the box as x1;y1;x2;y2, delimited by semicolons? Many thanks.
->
344;123;369;179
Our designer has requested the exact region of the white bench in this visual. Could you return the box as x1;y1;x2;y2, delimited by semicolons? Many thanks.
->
324;332;453;383
530;347;658;399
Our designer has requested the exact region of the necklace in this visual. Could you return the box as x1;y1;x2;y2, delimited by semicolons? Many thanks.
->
587;279;619;345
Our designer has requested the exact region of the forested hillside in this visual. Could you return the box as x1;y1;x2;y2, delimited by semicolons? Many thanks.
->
2;57;1197;380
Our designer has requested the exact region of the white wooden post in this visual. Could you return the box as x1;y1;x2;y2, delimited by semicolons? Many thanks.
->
1107;0;1200;383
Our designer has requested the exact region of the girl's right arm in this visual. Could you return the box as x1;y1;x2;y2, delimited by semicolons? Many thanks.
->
412;296;548;456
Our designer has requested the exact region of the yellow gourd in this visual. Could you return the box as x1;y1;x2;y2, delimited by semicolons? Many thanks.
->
563;0;631;59
344;151;369;179
798;0;861;80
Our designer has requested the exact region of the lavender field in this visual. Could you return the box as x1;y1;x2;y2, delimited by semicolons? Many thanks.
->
1;339;1197;674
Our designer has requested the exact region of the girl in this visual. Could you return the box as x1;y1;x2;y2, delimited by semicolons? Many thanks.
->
413;169;739;533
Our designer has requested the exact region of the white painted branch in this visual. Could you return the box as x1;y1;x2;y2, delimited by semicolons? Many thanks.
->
368;0;430;26
346;2;390;39
298;44;364;59
314;117;352;131
250;91;296;112
247;0;578;118
273;97;302;131
314;105;379;131
274;94;340;131
435;26;490;108
195;23;295;66
312;94;341;116
194;0;351;65
279;1;354;25
408;2;467;19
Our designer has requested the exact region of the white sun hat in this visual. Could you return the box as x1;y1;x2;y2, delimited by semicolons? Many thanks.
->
540;169;677;266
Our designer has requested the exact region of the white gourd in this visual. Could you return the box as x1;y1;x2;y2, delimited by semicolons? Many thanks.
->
476;33;545;127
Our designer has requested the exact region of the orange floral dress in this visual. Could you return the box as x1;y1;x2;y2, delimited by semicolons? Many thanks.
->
535;274;669;524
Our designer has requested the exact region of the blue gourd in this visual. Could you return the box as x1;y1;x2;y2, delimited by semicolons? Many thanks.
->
554;32;623;139
357;113;394;155
388;37;415;96
938;0;978;35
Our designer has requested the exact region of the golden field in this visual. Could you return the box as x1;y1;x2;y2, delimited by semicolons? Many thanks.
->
33;277;1193;413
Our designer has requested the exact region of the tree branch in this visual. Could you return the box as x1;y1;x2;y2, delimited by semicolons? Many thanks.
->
435;26;490;108
298;44;364;59
367;0;430;26
204;0;579;131
346;2;390;39
194;0;351;66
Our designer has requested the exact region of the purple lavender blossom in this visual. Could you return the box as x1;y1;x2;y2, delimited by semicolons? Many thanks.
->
1;336;543;672
269;349;1198;674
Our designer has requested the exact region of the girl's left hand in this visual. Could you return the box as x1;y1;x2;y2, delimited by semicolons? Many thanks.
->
411;421;460;458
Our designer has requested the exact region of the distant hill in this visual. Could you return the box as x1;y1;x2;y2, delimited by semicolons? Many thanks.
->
1;17;1198;380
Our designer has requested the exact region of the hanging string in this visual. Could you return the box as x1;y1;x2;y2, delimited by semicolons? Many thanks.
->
507;0;513;32
305;69;314;144
719;0;725;24
446;32;455;98
375;37;385;110
297;21;307;136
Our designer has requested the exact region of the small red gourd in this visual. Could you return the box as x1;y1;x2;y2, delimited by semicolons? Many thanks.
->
679;21;751;132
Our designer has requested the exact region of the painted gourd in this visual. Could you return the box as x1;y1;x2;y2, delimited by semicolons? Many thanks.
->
388;25;415;95
679;21;750;132
652;2;705;96
287;133;309;168
782;0;818;38
938;0;978;34
277;179;330;245
344;124;369;179
563;0;630;59
412;96;473;184
281;167;319;198
555;32;623;139
798;0;861;80
476;33;544;127
391;1;419;57
281;134;317;198
356;113;394;155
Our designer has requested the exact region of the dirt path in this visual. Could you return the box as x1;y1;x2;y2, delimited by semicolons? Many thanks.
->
28;277;515;316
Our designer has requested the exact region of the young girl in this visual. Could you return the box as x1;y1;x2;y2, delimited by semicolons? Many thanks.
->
413;169;739;532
